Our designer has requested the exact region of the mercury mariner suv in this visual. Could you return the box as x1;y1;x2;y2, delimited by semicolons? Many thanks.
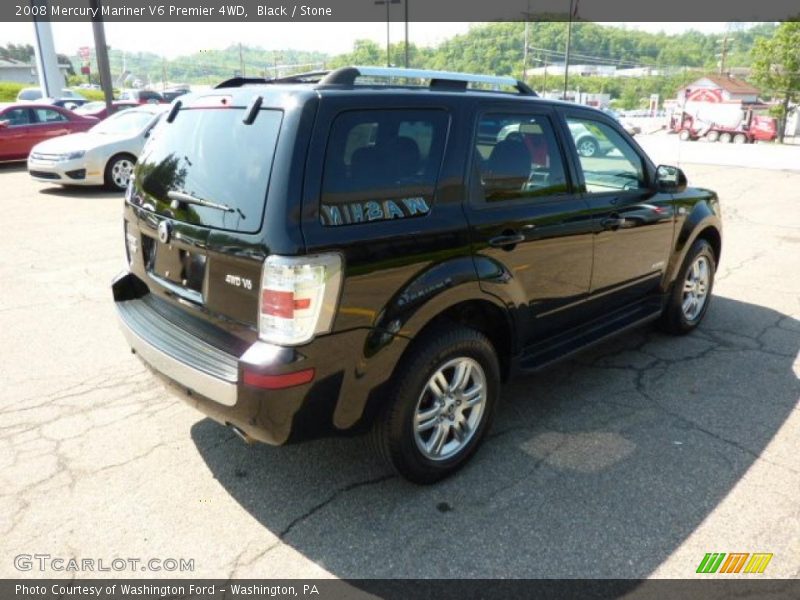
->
113;67;722;483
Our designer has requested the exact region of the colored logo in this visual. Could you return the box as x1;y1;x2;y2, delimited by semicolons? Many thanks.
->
696;553;773;574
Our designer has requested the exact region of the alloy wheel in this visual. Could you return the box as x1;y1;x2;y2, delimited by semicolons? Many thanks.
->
413;357;487;461
682;255;710;321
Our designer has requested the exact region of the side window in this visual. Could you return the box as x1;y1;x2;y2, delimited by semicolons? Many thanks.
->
474;113;568;203
33;108;67;124
1;108;32;127
320;109;448;226
566;117;646;193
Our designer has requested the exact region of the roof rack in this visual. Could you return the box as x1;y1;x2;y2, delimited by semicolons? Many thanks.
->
215;72;330;88
215;77;269;89
214;66;537;96
319;66;537;95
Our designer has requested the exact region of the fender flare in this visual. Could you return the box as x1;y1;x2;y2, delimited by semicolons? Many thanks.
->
665;200;722;287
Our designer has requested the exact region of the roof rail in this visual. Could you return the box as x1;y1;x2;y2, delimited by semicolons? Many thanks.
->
319;66;536;95
270;71;330;83
215;71;330;89
215;77;269;89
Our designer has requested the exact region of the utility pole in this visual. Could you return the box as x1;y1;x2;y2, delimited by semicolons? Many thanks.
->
161;57;166;91
521;0;531;82
375;0;400;67
239;43;245;77
385;0;390;66
718;33;729;76
543;56;548;92
564;0;575;101
89;0;113;113
522;21;529;81
404;0;409;68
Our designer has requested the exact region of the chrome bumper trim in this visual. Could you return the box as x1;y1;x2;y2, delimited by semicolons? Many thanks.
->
117;304;238;407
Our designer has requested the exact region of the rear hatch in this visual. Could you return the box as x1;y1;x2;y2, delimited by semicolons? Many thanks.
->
126;92;284;333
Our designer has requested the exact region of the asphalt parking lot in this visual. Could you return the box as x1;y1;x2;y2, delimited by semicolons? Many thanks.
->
1;153;798;580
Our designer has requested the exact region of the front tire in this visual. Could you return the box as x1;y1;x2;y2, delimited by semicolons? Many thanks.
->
658;239;716;335
104;154;136;191
372;325;500;484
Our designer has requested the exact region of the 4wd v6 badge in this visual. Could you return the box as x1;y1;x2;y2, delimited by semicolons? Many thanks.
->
224;274;252;290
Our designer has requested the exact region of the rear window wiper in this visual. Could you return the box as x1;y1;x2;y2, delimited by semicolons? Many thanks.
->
167;190;235;213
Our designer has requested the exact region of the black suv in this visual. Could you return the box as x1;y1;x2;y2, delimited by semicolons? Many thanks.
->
113;67;721;483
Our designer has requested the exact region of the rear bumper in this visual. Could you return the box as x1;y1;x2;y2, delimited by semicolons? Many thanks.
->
113;271;403;445
117;298;238;407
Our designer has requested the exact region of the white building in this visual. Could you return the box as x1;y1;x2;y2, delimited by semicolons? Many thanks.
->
0;58;70;84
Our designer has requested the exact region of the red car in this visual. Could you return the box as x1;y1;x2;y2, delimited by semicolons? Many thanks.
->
0;103;97;161
73;100;139;121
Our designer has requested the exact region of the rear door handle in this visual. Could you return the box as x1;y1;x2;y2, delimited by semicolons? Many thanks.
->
488;233;526;248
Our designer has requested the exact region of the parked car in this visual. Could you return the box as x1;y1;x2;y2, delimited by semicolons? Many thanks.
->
0;103;97;162
162;88;190;102
602;107;642;136
117;89;166;104
568;121;615;157
16;87;86;103
28;104;167;190
113;67;722;483
74;100;139;121
47;97;91;110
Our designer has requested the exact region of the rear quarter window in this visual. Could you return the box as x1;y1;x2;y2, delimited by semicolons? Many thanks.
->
320;109;449;226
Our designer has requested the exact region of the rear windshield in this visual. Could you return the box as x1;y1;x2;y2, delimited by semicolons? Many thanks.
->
131;107;283;233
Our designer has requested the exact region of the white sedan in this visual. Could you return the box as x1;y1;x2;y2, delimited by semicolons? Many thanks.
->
27;104;167;191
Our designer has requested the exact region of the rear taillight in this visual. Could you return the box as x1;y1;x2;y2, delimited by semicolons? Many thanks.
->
258;254;343;346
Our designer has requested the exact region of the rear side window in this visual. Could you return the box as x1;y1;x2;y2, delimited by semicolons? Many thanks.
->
34;108;67;123
474;113;568;203
320;109;448;226
2;108;32;127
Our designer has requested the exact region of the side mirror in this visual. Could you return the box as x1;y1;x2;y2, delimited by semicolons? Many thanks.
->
655;164;687;193
0;120;9;129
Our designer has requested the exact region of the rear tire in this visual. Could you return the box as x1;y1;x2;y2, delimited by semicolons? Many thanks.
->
658;239;716;335
678;129;692;141
718;132;732;144
705;130;719;142
577;137;599;157
733;133;748;144
104;154;136;191
371;325;500;484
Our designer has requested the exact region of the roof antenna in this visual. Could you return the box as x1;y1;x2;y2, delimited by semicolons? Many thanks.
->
242;95;263;125
166;100;182;123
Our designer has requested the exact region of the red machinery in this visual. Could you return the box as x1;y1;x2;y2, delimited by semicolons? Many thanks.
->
669;93;777;144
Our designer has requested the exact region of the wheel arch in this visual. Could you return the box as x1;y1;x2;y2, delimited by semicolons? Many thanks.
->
666;199;722;286
338;259;517;433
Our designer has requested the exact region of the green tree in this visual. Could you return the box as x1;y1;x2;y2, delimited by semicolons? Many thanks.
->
751;21;800;143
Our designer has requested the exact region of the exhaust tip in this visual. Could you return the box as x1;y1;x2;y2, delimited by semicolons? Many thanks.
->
226;422;254;445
